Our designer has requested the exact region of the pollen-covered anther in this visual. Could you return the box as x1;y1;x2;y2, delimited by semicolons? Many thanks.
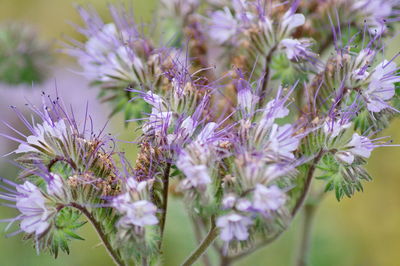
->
222;174;236;184
218;141;232;150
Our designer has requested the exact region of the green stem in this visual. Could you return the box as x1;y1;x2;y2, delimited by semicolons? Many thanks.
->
181;219;219;266
259;45;278;106
291;149;324;216
159;162;171;248
66;203;125;266
190;216;212;266
294;204;317;266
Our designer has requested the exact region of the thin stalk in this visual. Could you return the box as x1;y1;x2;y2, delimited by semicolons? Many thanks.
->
190;216;212;266
294;204;317;266
291;149;324;216
182;218;219;266
259;45;278;105
66;203;125;266
159;162;171;248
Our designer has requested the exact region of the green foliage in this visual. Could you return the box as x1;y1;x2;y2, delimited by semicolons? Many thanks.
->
271;53;308;85
353;108;395;133
316;154;372;201
50;208;86;258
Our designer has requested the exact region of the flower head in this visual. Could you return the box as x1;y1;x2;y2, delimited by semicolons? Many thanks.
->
16;181;52;236
280;38;316;61
363;60;400;112
0;179;54;237
118;200;158;228
336;133;375;164
252;184;286;213
216;213;252;242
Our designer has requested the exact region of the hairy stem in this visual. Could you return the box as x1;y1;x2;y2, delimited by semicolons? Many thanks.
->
66;203;125;266
190;216;212;266
259;45;278;105
294;204;317;266
291;149;324;216
159;162;171;248
182;218;219;266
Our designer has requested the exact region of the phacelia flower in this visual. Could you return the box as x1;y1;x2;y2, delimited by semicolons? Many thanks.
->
363;60;400;112
323;117;352;138
280;38;315;61
252;184;286;213
336;133;375;164
352;0;395;35
46;173;64;197
216;213;252;242
118;200;158;228
209;7;239;44
14;119;67;154
177;157;211;190
16;181;52;236
280;9;305;36
266;124;300;160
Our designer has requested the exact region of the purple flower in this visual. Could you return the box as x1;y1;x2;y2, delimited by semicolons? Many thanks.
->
266;124;299;160
363;60;400;112
222;194;237;209
66;5;154;92
336;133;374;164
177;151;211;191
236;77;259;115
118;200;158;228
14;119;67;154
280;10;305;35
323;117;352;138
46;173;64;197
351;49;376;81
259;97;290;129
209;7;239;44
280;38;316;61
252;184;286;213
216;213;252;242
16;181;52;236
352;0;394;35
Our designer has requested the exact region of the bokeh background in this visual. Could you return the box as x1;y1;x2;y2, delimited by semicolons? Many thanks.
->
1;0;400;265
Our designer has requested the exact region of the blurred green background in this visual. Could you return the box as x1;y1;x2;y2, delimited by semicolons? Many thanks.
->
1;0;400;265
